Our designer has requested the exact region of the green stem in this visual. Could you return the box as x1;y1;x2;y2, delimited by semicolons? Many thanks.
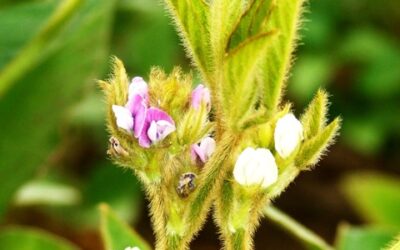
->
264;206;334;250
0;0;83;96
228;228;252;250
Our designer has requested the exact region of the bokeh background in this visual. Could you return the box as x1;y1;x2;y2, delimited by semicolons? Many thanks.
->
0;0;399;249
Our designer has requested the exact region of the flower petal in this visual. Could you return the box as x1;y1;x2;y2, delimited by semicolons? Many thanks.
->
274;113;303;158
233;147;278;188
126;95;147;137
191;84;211;110
128;77;148;99
192;137;216;164
112;105;133;132
138;107;175;148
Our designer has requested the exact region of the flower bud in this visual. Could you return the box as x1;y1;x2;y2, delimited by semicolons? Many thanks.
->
274;113;304;158
191;84;211;111
191;137;216;164
233;147;278;188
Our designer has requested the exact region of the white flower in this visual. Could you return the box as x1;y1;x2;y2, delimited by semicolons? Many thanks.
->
233;147;278;188
274;113;303;158
112;105;133;132
124;247;140;250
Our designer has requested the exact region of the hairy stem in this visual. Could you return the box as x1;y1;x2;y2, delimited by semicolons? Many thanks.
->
227;228;252;250
264;206;334;250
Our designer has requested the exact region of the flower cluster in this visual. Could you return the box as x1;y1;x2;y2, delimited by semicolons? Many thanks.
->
112;76;216;168
112;77;176;148
233;113;304;188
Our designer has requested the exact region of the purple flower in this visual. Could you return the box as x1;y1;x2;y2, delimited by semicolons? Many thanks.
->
191;136;216;164
191;84;211;111
113;77;148;136
139;107;176;148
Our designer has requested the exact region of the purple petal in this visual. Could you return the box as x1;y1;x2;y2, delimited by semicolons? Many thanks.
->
191;137;216;163
191;84;211;110
128;77;148;100
146;107;175;125
138;107;175;148
192;144;206;163
126;95;147;138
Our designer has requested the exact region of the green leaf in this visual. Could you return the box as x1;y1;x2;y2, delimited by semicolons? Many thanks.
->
0;0;57;70
289;55;334;104
0;0;84;96
262;0;305;112
163;0;211;78
335;225;397;250
210;0;243;61
0;0;116;218
0;227;78;250
13;179;81;206
112;0;182;76
295;117;341;169
223;31;276;126
340;173;400;229
229;0;274;49
100;204;151;250
300;89;329;140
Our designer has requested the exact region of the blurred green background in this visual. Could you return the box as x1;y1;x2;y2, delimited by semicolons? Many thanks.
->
0;0;399;249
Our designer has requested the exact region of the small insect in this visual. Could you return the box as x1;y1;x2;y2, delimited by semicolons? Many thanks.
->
107;137;129;157
176;172;197;198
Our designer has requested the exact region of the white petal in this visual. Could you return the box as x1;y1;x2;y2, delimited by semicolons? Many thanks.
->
233;147;278;188
274;113;303;158
255;148;278;188
124;247;140;250
147;120;176;144
199;137;216;160
147;121;158;142
233;147;256;186
112;105;133;132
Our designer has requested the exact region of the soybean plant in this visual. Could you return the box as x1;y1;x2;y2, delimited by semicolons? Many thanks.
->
100;0;340;249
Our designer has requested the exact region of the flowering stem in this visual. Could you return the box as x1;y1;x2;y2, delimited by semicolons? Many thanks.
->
264;206;334;250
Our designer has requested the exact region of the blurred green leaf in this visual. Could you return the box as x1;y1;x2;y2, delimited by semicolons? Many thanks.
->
342;117;387;155
335;224;397;250
40;162;144;229
0;0;84;95
80;162;143;226
0;0;116;218
289;55;334;104
0;227;78;250
13;179;81;206
113;0;182;76
100;204;151;250
341;173;400;229
0;1;58;69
